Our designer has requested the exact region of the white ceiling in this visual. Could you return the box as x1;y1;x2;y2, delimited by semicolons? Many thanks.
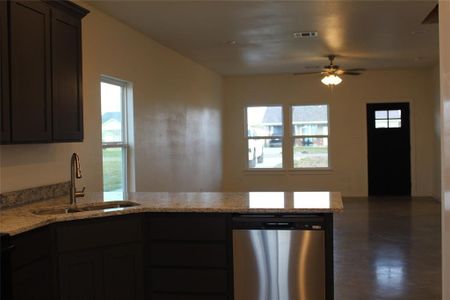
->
88;1;439;75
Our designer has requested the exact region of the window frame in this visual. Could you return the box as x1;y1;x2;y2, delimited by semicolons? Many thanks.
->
101;76;130;192
243;104;331;172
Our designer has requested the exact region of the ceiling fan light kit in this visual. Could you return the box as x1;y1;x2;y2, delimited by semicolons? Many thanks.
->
321;74;343;86
294;55;365;87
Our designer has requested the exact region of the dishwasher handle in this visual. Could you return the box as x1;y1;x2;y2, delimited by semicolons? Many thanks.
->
263;222;295;229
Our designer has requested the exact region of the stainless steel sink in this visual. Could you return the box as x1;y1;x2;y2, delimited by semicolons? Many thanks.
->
32;201;140;215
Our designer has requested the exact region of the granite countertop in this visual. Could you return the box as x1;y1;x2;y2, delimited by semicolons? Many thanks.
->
0;191;343;236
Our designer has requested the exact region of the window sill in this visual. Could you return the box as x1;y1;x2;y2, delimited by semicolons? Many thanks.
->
243;168;333;175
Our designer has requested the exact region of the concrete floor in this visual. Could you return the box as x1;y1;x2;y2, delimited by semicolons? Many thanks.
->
334;197;441;300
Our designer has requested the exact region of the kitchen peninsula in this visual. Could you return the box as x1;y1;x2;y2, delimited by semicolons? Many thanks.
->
0;191;343;300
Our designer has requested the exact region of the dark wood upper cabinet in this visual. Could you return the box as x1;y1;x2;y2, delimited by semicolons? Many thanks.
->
0;0;88;144
51;5;84;141
0;1;10;143
10;1;52;143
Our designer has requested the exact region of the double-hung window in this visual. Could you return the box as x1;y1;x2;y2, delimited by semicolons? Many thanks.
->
245;104;329;170
292;105;329;168
100;76;132;192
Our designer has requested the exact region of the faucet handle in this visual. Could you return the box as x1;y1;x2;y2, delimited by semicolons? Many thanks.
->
75;187;85;198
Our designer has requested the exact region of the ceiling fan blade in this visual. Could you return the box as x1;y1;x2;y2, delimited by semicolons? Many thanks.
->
343;71;362;76
293;72;321;76
344;68;366;72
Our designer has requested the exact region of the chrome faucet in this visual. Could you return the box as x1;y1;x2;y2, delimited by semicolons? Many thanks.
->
70;153;85;205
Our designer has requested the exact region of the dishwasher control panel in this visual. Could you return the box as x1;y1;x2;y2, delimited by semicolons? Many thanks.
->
232;214;325;230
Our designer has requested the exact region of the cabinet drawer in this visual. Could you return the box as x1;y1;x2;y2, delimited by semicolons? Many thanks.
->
149;242;227;268
152;294;227;300
148;214;227;241
151;268;228;294
11;227;51;269
57;215;142;252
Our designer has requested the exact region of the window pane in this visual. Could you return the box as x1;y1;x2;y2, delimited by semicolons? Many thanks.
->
102;147;125;192
247;106;283;137
248;138;282;168
375;119;388;128
101;82;123;142
375;110;387;119
292;105;328;135
293;138;328;168
388;110;401;119
388;119;401;128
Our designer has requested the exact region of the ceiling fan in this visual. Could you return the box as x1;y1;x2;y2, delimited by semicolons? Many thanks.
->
297;55;365;86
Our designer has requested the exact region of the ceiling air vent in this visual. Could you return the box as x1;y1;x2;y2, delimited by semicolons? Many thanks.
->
422;4;439;24
293;31;318;39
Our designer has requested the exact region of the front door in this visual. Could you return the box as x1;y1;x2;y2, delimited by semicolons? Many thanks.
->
367;103;411;196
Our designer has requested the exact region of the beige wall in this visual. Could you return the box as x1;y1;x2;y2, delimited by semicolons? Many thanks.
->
0;2;223;193
432;64;441;200
440;1;450;299
223;69;438;197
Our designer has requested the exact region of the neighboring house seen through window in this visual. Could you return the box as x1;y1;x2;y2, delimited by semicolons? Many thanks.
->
246;106;283;168
101;76;132;192
245;104;329;169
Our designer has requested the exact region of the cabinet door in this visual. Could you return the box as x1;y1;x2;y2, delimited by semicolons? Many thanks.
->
0;1;10;143
11;258;54;300
103;244;144;300
59;250;104;300
10;227;55;300
9;1;52;143
51;8;83;141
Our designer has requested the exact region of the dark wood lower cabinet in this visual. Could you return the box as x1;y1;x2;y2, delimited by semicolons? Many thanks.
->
59;249;103;300
10;227;55;300
145;214;232;299
11;258;54;300
103;244;144;300
9;214;233;300
151;268;228;294
58;243;144;300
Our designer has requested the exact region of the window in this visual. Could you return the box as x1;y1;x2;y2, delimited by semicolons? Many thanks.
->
244;104;329;170
246;106;283;168
375;110;402;128
292;105;329;168
101;76;132;192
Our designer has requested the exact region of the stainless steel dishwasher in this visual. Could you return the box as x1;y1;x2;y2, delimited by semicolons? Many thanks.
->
233;215;326;300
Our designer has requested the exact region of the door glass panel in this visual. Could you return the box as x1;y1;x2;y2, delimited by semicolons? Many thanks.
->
388;119;402;128
388;110;401;118
375;120;388;128
248;139;282;168
375;111;387;119
102;147;124;192
293;138;328;168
